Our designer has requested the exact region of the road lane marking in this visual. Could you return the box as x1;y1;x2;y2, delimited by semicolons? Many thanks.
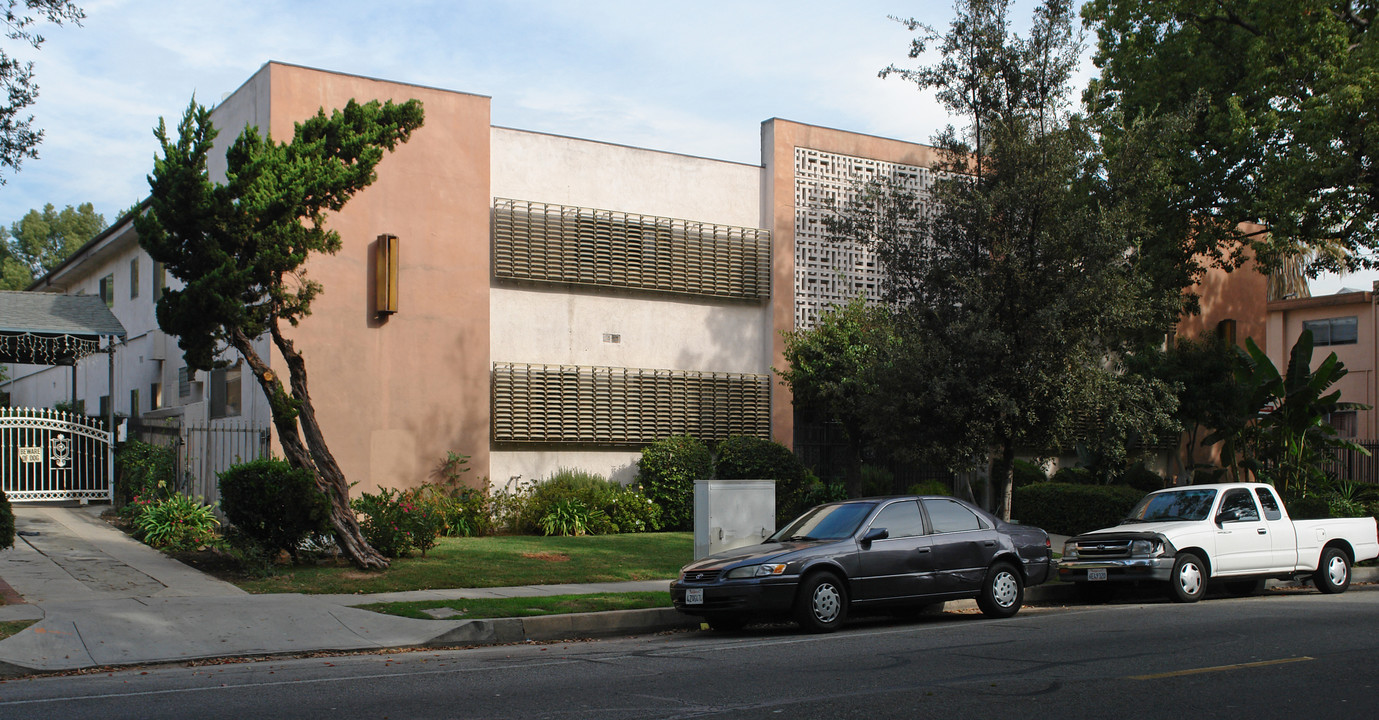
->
1128;656;1313;680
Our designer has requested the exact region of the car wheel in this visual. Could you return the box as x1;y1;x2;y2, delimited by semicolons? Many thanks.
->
1166;552;1206;603
706;616;747;632
794;571;848;633
976;562;1024;618
1223;578;1265;597
1313;547;1351;594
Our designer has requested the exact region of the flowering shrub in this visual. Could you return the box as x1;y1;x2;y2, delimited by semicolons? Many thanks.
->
133;494;220;551
604;488;662;533
114;440;177;519
351;487;442;558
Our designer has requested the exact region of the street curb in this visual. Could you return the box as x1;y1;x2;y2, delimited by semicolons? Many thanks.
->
425;607;702;646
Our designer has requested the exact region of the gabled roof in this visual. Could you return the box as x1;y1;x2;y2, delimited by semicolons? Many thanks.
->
0;291;127;365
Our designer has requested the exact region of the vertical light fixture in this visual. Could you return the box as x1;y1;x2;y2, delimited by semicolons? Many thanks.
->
376;233;399;316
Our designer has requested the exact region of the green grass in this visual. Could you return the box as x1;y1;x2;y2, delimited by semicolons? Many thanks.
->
357;591;672;619
0;620;36;642
230;532;693;595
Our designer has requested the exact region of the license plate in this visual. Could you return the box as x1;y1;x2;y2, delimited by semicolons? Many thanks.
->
686;588;704;605
1087;569;1108;582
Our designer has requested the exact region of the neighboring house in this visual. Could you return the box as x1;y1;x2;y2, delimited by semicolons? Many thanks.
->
1266;286;1378;439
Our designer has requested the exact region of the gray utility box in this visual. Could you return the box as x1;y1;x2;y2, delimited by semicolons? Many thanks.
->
693;479;776;560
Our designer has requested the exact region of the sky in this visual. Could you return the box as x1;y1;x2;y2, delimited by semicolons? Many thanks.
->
0;0;1367;295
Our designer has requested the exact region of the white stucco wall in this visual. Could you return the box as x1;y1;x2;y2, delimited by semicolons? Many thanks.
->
488;128;768;487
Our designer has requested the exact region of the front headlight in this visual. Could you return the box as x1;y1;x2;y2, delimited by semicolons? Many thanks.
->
1130;539;1160;556
725;563;787;579
1062;540;1078;560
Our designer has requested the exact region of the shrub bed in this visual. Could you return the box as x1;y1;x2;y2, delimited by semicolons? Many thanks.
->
1012;482;1146;536
218;458;332;558
635;435;711;531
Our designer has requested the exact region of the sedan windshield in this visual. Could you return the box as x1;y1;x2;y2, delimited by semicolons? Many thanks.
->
769;502;876;542
1125;489;1218;523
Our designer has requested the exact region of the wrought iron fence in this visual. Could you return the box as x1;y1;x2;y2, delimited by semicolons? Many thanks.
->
132;420;270;508
1319;439;1379;485
1;407;111;502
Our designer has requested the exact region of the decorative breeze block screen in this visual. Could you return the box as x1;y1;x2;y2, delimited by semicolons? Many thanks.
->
793;147;937;329
492;363;771;444
492;198;770;300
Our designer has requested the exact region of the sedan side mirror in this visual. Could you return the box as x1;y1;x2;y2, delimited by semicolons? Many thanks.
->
862;527;889;547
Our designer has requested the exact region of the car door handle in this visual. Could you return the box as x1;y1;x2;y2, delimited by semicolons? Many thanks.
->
1258;528;1268;535
983;541;996;547
916;548;931;554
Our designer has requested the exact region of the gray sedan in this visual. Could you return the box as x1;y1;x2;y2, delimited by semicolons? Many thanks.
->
670;496;1053;632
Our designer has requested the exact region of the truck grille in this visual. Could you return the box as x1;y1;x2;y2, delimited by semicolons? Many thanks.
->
1073;539;1132;559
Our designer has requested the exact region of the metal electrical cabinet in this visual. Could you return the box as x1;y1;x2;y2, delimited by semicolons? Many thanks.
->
693;479;776;559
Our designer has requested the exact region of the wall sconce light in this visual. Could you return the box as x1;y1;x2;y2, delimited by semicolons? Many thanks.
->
376;233;399;316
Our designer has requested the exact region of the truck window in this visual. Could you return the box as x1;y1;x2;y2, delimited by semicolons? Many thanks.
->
1254;488;1283;521
1220;488;1260;522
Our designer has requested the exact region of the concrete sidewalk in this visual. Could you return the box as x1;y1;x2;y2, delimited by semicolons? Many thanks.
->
0;504;694;676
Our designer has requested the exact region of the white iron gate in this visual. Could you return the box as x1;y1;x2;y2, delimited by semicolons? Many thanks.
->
1;407;112;502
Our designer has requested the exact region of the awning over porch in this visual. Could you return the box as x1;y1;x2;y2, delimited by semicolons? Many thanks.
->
0;291;128;365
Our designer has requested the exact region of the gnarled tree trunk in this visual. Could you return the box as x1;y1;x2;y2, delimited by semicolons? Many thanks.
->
231;328;388;569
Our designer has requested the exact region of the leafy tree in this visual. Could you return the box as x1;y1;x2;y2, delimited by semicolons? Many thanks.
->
1127;333;1251;483
1;1;85;183
1083;0;1379;276
778;296;896;496
1209;331;1370;497
1;202;106;288
136;97;425;569
837;0;1177;519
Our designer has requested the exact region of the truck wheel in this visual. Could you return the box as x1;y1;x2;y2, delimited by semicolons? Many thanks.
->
977;562;1024;618
1167;553;1206;603
795;572;848;632
1313;547;1351;594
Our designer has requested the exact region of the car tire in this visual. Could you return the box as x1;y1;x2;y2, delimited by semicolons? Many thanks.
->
1166;552;1207;603
1313;547;1351;594
706;616;747;632
794;571;848;633
976;562;1024;618
1223;578;1265;597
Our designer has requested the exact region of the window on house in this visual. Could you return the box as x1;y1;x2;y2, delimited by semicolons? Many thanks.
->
1325;410;1357;437
99;274;115;308
1304;316;1358;346
153;260;166;302
129;258;139;299
178;367;191;398
150;382;162;410
98;395;109;418
130;388;139;417
209;361;242;419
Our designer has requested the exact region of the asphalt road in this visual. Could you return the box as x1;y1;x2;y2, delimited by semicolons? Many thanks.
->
2;586;1375;720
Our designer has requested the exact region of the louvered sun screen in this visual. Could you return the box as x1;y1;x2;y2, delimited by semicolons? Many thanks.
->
492;198;770;300
492;363;771;444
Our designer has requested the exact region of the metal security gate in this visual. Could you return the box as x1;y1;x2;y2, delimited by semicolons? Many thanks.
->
1;407;112;502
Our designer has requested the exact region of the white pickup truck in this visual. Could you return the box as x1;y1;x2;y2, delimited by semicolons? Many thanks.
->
1058;483;1379;602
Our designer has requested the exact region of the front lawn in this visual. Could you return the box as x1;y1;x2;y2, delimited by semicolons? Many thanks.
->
224;532;693;595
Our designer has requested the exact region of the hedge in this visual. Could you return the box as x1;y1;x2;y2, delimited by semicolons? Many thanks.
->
1012;482;1146;536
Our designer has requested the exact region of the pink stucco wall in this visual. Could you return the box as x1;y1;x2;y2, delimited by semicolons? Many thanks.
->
257;63;493;491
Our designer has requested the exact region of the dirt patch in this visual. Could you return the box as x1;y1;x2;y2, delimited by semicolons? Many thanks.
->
521;552;572;563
